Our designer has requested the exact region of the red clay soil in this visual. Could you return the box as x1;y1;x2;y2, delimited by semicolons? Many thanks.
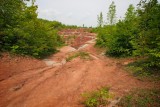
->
0;29;159;107
58;28;96;48
0;53;46;81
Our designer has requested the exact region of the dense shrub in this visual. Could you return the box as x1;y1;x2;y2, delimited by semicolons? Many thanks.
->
0;0;64;58
96;4;137;57
96;0;160;69
133;0;160;67
96;26;116;48
96;0;160;67
96;22;135;57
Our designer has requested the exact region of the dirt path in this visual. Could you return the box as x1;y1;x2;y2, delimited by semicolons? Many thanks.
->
0;29;158;107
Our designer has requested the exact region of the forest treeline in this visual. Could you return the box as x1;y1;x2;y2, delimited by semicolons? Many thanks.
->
0;0;78;58
96;0;160;68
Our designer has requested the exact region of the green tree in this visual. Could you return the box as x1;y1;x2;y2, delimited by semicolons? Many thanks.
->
97;12;104;27
0;0;64;58
105;5;138;57
133;0;160;67
0;0;26;50
125;4;136;21
0;0;25;28
107;1;116;25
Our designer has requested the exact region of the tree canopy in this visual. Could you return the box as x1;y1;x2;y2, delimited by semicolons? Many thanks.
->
0;0;64;58
96;0;160;68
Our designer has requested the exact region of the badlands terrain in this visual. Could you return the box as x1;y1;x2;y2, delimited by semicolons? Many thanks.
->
0;28;159;107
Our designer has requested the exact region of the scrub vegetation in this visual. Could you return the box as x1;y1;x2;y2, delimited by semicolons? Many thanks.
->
0;0;79;58
96;0;160;73
117;89;160;107
81;87;111;107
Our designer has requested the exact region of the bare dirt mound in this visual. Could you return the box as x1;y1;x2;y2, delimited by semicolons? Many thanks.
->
0;29;158;107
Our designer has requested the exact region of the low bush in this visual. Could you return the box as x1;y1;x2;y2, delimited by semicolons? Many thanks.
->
117;89;160;107
126;59;160;81
81;87;111;107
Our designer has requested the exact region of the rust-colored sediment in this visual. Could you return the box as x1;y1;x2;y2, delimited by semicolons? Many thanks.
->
0;29;159;107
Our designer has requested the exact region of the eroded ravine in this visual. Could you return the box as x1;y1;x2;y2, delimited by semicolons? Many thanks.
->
0;29;158;107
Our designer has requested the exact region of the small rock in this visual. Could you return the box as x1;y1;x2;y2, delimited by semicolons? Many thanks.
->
60;46;76;53
123;62;130;65
61;59;67;65
89;54;99;60
108;97;121;107
53;63;62;67
100;52;105;56
43;59;56;66
10;83;24;91
78;44;89;50
86;39;96;44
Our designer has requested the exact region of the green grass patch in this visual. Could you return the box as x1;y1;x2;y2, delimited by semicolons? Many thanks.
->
81;87;112;107
125;60;160;81
117;89;160;107
66;52;91;62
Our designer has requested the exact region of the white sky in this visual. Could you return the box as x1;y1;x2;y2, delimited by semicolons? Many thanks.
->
35;0;158;27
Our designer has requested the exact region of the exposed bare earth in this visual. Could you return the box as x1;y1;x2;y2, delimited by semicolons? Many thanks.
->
0;28;159;107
